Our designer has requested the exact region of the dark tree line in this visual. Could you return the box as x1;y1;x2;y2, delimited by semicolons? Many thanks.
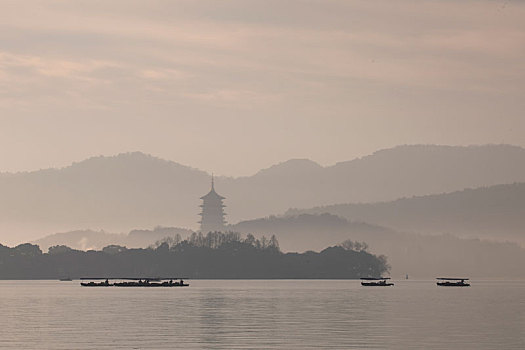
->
0;233;389;279
151;231;279;251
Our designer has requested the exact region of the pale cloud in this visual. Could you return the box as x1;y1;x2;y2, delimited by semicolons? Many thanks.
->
139;69;187;80
2;1;524;94
183;89;281;108
0;52;117;81
0;0;524;175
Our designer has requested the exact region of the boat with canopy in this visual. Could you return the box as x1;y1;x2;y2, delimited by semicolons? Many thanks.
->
436;278;470;287
80;278;189;287
360;277;394;286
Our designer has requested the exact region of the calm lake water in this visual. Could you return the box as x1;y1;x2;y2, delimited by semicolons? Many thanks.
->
0;280;523;349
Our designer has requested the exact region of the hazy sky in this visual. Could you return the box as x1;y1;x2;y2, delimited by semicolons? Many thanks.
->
1;0;524;176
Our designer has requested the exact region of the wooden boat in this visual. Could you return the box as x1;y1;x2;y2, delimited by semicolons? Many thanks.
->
436;278;470;287
113;278;189;287
80;278;189;287
360;277;394;286
80;279;112;287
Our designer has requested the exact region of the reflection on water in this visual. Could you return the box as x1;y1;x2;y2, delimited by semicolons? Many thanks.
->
0;280;524;349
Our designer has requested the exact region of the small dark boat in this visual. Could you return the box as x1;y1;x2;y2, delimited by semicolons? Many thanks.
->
59;277;73;281
360;277;394;286
80;279;112;287
113;279;189;287
436;278;470;287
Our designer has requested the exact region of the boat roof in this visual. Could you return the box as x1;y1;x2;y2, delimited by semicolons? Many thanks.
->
360;277;391;280
436;277;469;280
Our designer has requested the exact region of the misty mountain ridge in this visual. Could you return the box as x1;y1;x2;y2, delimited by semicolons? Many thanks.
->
33;226;193;252
250;158;324;178
287;182;525;244
2;144;525;243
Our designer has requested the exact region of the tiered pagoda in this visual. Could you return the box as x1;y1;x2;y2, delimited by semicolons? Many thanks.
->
199;175;227;233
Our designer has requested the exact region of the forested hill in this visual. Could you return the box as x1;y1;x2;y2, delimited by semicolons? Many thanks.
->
0;233;388;279
286;183;525;243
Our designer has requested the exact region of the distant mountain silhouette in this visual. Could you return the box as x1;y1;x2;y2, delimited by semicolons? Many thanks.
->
3;144;525;242
229;213;525;278
33;226;193;252
287;183;525;244
0;152;210;242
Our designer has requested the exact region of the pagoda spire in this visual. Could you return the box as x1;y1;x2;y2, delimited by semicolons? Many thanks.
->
199;174;226;233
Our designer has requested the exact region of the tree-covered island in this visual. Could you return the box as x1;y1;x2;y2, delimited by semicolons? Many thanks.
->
0;232;389;279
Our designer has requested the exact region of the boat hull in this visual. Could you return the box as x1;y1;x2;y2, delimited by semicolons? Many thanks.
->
80;282;112;287
437;282;470;287
361;282;394;286
113;283;189;287
80;282;189;287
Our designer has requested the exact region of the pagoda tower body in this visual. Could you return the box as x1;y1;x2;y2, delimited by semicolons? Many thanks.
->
199;176;227;233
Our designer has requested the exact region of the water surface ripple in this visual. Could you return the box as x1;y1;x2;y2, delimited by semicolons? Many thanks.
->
0;280;523;349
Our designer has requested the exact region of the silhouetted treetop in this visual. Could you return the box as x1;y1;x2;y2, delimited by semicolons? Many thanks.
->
152;231;281;252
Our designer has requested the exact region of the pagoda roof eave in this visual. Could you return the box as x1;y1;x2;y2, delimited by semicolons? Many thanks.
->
200;190;226;200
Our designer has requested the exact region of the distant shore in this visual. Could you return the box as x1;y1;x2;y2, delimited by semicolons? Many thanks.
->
0;233;388;279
